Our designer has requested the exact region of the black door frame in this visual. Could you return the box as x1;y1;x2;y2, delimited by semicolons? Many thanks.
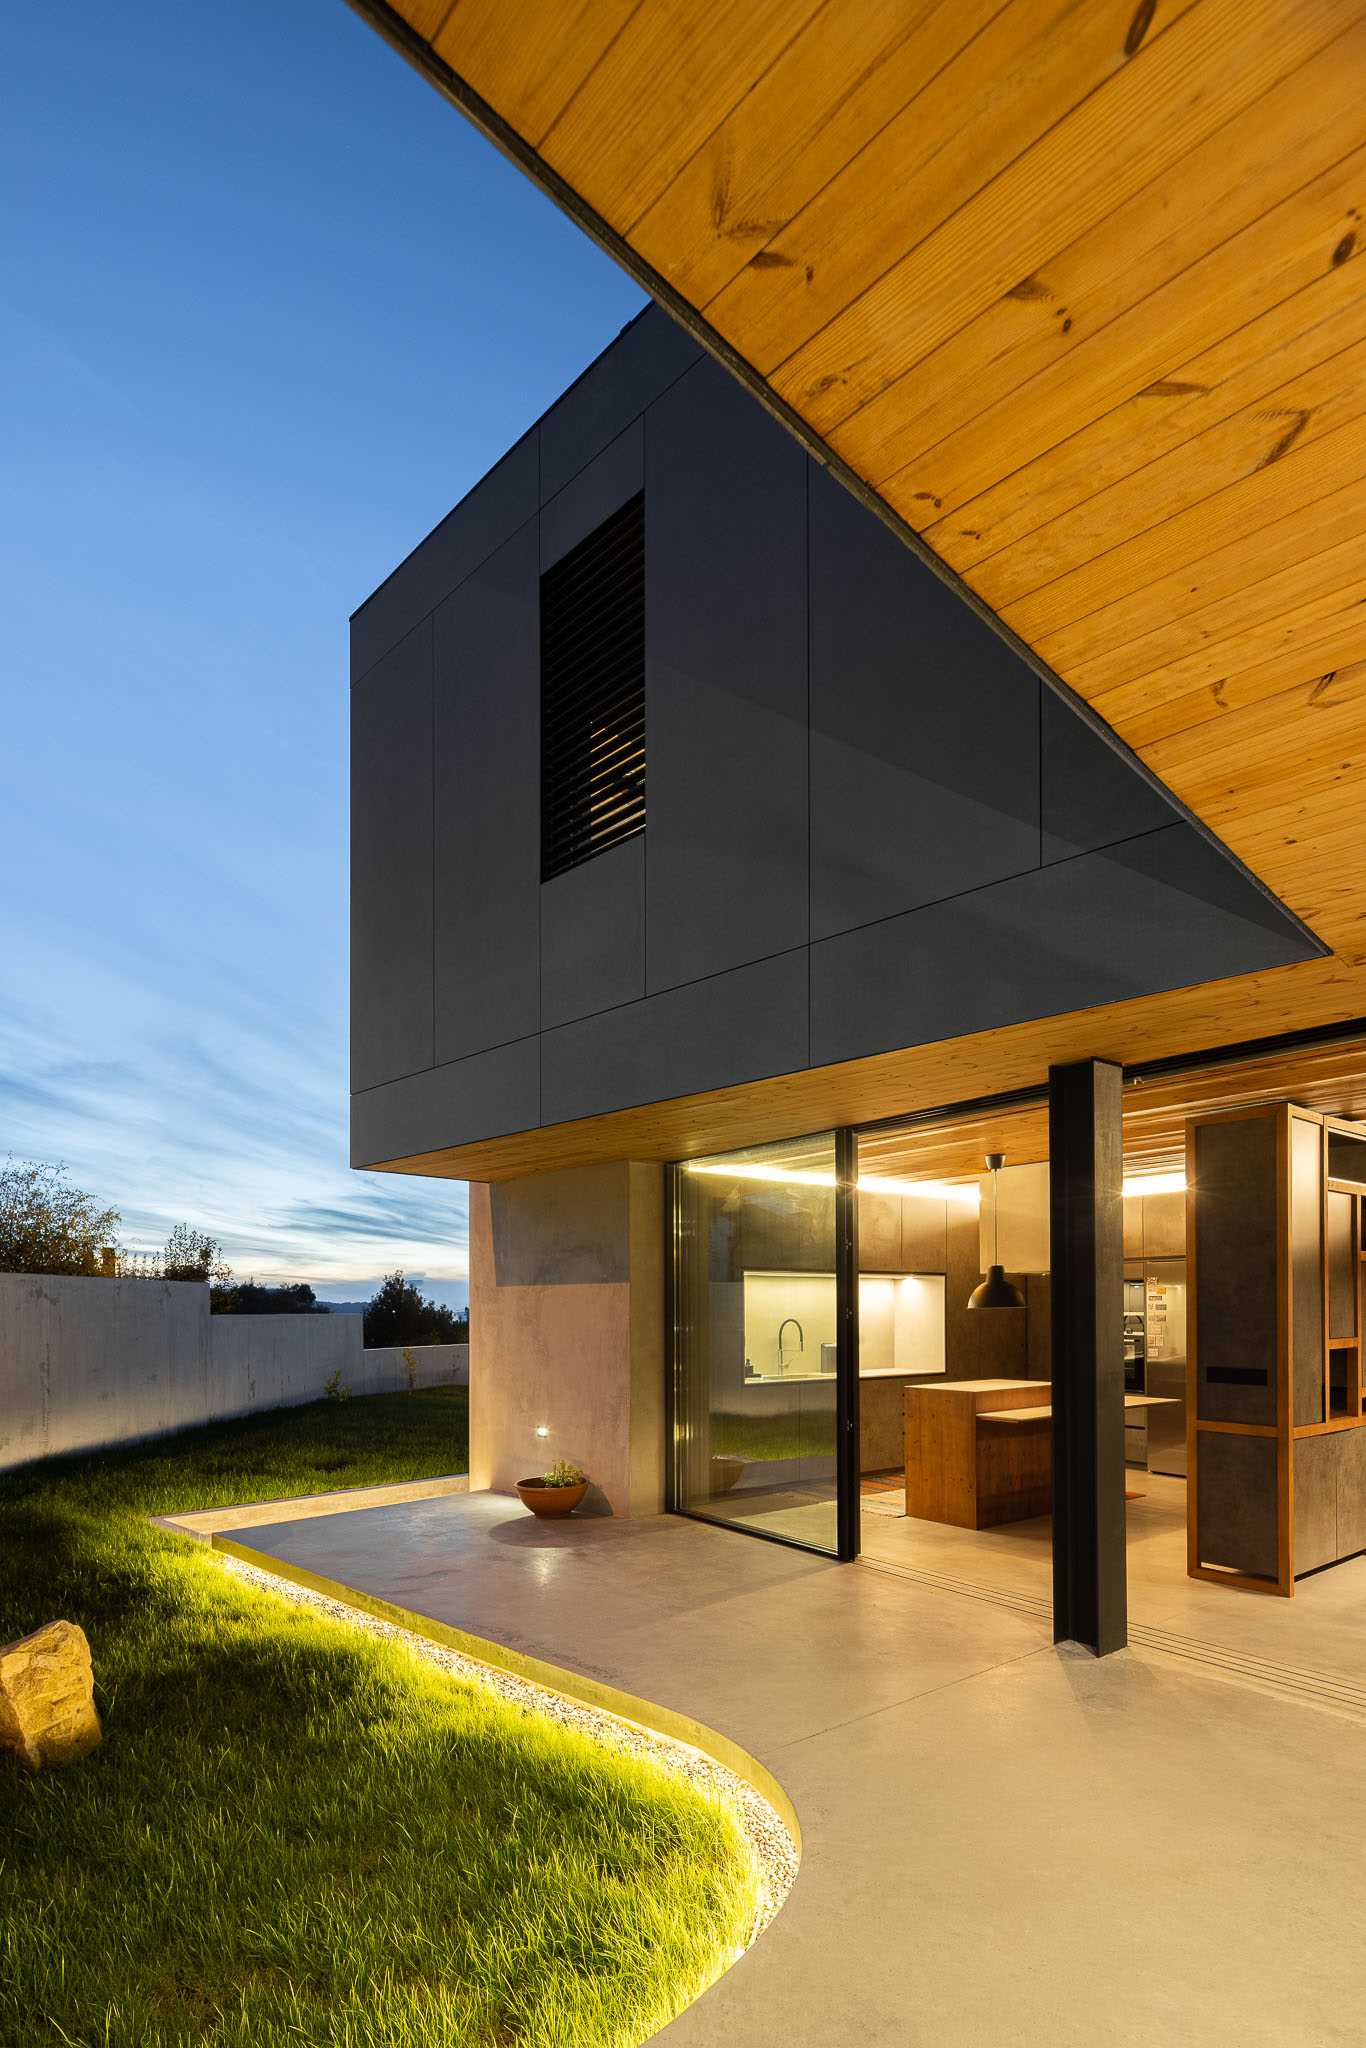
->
664;1134;858;1564
834;1126;861;1561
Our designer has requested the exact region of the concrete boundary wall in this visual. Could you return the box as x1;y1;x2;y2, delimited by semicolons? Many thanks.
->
0;1273;468;1471
362;1341;468;1395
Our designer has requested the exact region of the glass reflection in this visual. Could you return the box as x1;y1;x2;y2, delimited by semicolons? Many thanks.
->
673;1133;838;1554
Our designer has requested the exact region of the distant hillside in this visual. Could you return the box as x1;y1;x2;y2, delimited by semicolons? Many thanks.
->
318;1301;367;1314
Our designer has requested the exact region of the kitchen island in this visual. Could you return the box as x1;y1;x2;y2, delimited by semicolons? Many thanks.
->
904;1381;1174;1528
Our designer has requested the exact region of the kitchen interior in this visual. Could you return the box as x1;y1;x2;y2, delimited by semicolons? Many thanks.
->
676;1042;1366;1618
855;1070;1366;1609
852;1106;1189;1595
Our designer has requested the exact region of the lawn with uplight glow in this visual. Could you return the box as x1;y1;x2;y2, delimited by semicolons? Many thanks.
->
0;1390;759;2046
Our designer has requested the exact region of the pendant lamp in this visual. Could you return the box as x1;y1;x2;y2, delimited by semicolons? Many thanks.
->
967;1152;1026;1310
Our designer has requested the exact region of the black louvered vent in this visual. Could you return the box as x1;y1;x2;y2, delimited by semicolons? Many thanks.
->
540;493;645;882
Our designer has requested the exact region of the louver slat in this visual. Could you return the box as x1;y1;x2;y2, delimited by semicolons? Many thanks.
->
541;493;646;882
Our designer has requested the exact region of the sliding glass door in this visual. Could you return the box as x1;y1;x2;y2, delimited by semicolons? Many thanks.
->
671;1132;846;1556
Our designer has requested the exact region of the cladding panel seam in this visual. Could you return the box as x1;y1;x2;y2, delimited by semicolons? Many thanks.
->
353;814;1254;1105
350;1030;541;1102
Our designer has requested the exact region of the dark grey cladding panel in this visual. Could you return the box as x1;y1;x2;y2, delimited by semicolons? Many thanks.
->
540;836;645;1031
809;466;1043;940
541;422;643;571
351;433;539;680
434;519;541;1064
540;306;701;501
350;1036;539;1167
811;821;1317;1068
645;357;809;991
351;619;434;1092
1041;687;1181;863
541;950;808;1126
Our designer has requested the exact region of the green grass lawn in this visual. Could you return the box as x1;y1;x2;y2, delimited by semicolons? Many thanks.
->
710;1408;833;1463
0;1391;759;2047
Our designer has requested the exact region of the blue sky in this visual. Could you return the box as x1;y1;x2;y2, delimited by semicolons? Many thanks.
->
1;1;645;1306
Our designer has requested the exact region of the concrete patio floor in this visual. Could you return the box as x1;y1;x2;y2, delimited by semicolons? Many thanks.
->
863;1472;1366;1696
232;1492;1366;2046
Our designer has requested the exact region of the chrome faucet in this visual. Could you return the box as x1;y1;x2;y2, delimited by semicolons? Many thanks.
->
777;1317;805;1374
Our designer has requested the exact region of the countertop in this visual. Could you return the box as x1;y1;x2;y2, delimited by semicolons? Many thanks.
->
904;1378;1052;1396
742;1367;960;1387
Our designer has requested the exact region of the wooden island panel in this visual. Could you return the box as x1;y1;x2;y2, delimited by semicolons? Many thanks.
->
904;1380;1050;1530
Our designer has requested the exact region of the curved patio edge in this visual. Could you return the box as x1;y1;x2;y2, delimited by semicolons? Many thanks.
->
210;1529;802;1856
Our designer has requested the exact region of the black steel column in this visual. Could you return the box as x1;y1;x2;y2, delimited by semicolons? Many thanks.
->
1049;1059;1127;1654
835;1126;861;1563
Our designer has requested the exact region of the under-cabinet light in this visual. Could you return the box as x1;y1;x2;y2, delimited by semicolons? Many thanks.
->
688;1161;1187;1200
1121;1171;1187;1197
684;1161;979;1205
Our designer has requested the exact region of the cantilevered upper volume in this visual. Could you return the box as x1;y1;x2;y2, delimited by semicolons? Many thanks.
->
350;311;1316;1181
342;0;1366;1177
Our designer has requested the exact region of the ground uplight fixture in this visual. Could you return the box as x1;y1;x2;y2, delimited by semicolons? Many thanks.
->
535;1425;550;1438
967;1152;1026;1310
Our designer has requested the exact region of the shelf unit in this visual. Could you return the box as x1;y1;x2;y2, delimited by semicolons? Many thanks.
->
1187;1104;1366;1596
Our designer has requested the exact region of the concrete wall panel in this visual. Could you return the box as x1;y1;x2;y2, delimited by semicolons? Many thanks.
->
0;1273;466;1470
207;1311;360;1415
361;1342;469;1394
468;1164;664;1516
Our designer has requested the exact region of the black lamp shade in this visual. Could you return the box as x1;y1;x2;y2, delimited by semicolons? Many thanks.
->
967;1262;1026;1311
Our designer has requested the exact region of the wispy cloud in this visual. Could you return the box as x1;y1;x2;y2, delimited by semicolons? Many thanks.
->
0;982;468;1301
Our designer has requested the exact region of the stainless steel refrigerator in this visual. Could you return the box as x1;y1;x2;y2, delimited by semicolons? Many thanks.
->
1142;1259;1187;1477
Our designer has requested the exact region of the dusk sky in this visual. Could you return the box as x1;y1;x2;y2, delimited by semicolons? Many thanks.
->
2;2;645;1307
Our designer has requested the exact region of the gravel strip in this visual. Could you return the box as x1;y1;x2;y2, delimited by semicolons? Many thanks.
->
218;1551;798;1940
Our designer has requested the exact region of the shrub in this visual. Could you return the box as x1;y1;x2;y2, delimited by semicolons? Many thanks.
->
0;1158;120;1276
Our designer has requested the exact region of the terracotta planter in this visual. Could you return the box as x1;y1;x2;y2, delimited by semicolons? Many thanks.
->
709;1455;746;1495
516;1477;589;1519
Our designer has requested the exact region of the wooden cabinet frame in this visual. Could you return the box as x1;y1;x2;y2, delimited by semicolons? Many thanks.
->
1188;1104;1366;1596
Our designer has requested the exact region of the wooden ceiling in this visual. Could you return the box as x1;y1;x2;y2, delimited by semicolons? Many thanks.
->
350;0;1366;1181
855;1035;1366;1184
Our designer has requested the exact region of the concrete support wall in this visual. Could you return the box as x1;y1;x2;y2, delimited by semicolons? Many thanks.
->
468;1160;664;1516
0;1272;468;1470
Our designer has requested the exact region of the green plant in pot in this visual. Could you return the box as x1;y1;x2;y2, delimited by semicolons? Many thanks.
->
516;1460;589;1519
